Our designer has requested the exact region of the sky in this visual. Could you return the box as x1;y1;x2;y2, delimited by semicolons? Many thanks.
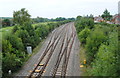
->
0;0;119;18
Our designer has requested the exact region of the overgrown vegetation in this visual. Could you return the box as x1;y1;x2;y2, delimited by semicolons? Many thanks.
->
2;8;72;77
75;16;119;76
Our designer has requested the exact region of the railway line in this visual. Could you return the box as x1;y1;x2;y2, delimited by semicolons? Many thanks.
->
15;22;80;77
27;22;76;78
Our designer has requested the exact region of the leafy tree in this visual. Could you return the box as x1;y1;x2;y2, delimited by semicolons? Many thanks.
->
2;40;13;55
76;16;82;21
67;18;75;21
22;22;35;36
13;8;31;26
55;17;66;21
32;17;50;23
101;9;112;21
15;29;30;50
23;22;40;48
2;19;10;27
6;35;24;53
89;14;94;18
12;25;19;33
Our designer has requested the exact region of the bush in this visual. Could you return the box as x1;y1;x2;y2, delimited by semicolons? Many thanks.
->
75;17;94;33
47;23;56;32
89;44;117;76
35;24;49;39
78;27;90;44
2;52;23;76
85;28;106;63
88;28;118;76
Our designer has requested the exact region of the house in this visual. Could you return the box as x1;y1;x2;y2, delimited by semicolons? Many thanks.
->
111;14;120;24
94;16;104;23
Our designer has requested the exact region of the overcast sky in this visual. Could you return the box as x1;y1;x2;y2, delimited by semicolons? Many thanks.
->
0;0;119;18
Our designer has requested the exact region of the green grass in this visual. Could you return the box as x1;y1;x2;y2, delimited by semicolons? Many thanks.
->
79;45;86;76
0;26;13;40
32;21;57;27
79;45;91;76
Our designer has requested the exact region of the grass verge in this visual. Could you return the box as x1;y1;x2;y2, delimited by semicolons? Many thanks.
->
79;44;91;76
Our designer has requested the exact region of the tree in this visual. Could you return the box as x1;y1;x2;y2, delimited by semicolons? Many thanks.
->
2;40;13;55
89;14;94;18
55;17;66;21
76;16;82;21
13;8;31;26
67;18;75;21
12;25;19;33
15;29;30;50
2;52;22;75
2;19;10;27
101;9;112;21
6;35;24;52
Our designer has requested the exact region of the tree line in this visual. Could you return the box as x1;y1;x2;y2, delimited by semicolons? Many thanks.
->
1;15;75;28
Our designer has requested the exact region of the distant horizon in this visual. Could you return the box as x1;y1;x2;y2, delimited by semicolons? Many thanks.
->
0;0;119;19
0;12;119;19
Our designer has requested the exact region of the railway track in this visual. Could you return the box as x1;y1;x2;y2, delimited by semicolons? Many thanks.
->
51;23;76;78
27;22;76;78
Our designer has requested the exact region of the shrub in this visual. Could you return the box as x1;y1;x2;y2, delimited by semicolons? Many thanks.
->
2;52;23;75
78;27;90;44
85;28;106;63
89;44;117;76
75;17;94;33
88;29;118;76
35;25;49;39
